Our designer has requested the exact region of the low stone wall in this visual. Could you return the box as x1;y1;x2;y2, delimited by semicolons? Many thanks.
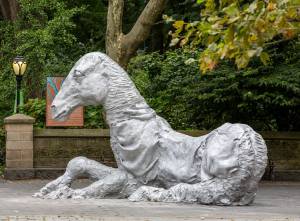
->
261;131;300;181
33;129;115;178
32;129;300;181
4;116;300;180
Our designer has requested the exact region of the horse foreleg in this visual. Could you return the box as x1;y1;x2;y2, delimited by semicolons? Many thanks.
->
69;170;135;199
34;156;117;199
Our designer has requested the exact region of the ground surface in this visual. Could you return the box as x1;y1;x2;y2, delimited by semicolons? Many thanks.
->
0;179;299;221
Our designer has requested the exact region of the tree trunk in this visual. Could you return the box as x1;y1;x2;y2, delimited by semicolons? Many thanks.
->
106;0;167;69
0;0;19;21
106;0;124;65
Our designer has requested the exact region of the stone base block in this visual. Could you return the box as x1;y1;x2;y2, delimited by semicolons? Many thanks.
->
4;168;35;180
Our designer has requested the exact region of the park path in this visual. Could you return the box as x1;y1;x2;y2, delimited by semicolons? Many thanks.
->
0;179;300;220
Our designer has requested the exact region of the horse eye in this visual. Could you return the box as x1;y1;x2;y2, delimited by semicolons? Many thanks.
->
73;70;85;83
74;70;83;78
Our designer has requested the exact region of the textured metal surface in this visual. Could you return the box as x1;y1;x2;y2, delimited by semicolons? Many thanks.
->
34;52;268;205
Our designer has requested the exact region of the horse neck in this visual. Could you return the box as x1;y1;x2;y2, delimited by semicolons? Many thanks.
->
103;68;153;126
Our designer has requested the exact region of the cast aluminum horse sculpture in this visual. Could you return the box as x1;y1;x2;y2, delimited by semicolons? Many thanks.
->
34;52;268;205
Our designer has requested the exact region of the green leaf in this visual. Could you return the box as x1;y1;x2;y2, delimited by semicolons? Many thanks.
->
236;53;250;69
248;2;257;13
197;0;205;4
173;20;185;29
247;50;257;57
260;52;270;65
223;3;239;16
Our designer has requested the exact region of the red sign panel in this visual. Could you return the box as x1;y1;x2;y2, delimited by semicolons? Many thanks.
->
46;77;84;127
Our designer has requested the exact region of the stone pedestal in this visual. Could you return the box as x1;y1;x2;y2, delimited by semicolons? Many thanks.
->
4;114;35;179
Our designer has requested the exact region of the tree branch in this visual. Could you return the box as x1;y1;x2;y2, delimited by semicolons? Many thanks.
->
122;0;167;55
106;0;124;60
105;0;167;68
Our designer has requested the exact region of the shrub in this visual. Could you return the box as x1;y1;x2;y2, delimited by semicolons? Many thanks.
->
0;0;85;126
128;39;300;131
21;99;46;128
84;106;108;129
21;98;107;129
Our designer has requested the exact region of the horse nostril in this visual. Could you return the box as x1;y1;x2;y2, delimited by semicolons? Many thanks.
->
51;105;57;112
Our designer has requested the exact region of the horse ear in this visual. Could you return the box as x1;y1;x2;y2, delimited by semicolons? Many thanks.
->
96;59;109;74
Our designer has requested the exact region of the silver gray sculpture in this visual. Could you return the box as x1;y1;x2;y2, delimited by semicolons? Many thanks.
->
34;52;268;205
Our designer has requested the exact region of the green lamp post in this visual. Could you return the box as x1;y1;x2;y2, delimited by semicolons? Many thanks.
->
12;56;27;113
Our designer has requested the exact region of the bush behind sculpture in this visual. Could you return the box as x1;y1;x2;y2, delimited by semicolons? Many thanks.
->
16;39;300;132
128;40;300;131
20;98;107;129
0;0;85;125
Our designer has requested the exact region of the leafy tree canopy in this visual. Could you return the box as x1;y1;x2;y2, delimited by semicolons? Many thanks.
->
170;0;300;72
128;37;300;131
0;0;84;122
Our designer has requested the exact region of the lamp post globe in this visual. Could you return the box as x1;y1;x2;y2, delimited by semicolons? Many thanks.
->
12;56;27;113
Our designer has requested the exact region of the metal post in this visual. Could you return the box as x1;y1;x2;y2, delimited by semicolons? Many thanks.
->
16;75;22;113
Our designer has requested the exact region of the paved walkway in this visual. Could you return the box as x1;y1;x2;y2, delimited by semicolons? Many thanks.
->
0;179;300;220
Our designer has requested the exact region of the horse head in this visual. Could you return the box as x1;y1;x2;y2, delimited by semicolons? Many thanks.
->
51;52;110;121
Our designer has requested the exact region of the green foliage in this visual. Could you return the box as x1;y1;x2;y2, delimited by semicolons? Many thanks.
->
0;21;17;125
84;106;108;129
0;0;299;134
0;129;5;169
128;39;300;131
170;0;300;72
20;98;107;129
65;0;108;51
165;0;202;21
16;0;85;94
123;0;145;33
21;99;46;128
0;0;85;125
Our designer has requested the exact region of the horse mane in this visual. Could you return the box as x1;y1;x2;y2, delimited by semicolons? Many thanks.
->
82;52;149;123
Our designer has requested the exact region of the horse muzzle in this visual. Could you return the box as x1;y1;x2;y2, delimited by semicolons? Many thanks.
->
51;105;69;121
